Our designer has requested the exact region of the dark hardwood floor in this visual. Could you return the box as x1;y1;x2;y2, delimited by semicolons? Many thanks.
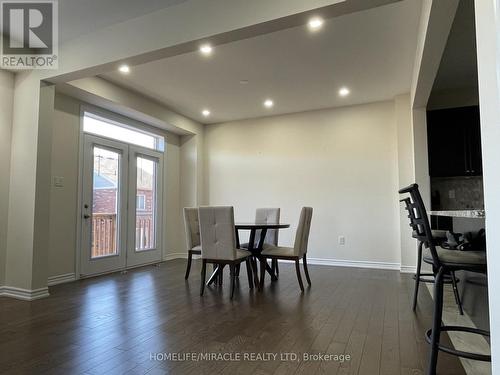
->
0;260;465;375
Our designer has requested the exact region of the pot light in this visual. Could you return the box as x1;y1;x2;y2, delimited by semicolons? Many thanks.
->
264;99;274;108
308;17;324;31
118;65;130;74
199;44;213;55
339;87;350;97
202;109;211;117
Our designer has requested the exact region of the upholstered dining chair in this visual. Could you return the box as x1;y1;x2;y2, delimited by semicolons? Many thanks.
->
183;207;201;280
198;206;253;299
241;208;281;275
259;207;313;292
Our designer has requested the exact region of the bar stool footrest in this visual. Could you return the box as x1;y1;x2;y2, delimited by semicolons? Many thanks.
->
412;273;456;284
425;326;491;362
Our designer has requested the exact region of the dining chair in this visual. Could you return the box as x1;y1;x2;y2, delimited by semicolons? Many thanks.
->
183;207;201;280
259;207;313;292
400;197;463;315
198;206;253;299
241;208;281;275
399;184;489;375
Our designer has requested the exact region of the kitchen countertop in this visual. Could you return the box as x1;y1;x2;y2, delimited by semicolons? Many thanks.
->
429;209;485;218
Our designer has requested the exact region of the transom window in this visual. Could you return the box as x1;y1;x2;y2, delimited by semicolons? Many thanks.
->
83;111;165;152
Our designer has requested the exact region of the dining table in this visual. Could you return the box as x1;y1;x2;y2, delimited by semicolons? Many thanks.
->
206;222;290;287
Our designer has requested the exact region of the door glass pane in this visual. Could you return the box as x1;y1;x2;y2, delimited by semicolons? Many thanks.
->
136;157;157;251
91;147;120;258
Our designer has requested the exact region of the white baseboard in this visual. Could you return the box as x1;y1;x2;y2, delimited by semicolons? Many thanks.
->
164;253;405;272
0;286;50;301
400;265;417;274
48;273;76;286
164;252;188;261
164;252;201;261
301;257;401;271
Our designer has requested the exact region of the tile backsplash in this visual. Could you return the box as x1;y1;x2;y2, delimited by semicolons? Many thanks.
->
431;176;484;210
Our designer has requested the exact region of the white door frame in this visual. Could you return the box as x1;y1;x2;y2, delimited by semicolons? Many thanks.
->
80;134;129;276
474;0;500;371
76;106;165;278
126;145;164;267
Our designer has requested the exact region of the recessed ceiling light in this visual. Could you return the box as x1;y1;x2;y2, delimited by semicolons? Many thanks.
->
239;80;249;85
308;17;324;31
199;44;213;55
202;109;211;117
118;64;130;74
339;87;350;97
264;99;274;108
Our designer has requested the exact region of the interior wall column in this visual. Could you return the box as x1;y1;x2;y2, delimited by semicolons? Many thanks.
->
4;73;54;299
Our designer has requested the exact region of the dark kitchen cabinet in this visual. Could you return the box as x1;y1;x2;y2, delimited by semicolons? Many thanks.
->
427;106;482;177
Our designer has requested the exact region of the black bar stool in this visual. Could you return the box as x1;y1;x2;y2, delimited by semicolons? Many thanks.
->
400;197;464;315
399;183;490;375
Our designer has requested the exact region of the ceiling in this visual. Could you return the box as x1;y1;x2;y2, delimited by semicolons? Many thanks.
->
101;0;421;124
59;0;189;43
432;0;477;92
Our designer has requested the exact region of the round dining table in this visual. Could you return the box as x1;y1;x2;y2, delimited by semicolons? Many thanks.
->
235;222;290;287
206;222;290;288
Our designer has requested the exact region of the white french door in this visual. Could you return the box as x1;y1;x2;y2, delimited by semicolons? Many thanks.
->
80;134;163;277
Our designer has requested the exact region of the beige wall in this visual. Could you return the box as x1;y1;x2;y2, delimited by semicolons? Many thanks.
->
204;101;402;266
0;70;14;286
48;93;183;278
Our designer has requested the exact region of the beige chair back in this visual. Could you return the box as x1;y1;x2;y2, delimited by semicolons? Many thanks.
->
183;207;200;250
198;206;238;260
293;207;313;256
255;208;280;246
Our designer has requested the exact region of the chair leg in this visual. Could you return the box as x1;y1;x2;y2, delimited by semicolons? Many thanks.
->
295;259;304;292
272;259;279;277
259;258;266;291
200;260;207;296
302;255;311;286
235;264;241;277
245;259;253;289
251;257;259;288
450;271;464;315
230;264;236;299
184;251;193;280
428;266;445;375
412;241;423;311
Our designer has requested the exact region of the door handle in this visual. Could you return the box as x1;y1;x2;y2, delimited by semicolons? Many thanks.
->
84;214;90;219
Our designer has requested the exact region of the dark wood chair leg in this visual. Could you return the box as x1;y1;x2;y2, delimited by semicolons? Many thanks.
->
245;259;253;289
235;264;240;277
450;271;464;315
295;259;304;292
259;258;266;291
275;260;279;276
412;241;423;311
230;264;236;299
303;255;311;286
428;266;445;375
251;257;259;287
200;260;207;296
184;251;193;280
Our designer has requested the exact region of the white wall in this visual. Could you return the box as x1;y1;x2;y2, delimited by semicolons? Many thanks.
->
48;93;182;278
474;0;500;371
204;101;402;267
0;70;15;286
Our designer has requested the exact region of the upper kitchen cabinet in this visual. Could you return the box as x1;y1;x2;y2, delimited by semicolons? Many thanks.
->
427;106;482;177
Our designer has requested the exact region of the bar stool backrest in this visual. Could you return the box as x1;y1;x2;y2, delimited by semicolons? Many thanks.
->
399;184;441;267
